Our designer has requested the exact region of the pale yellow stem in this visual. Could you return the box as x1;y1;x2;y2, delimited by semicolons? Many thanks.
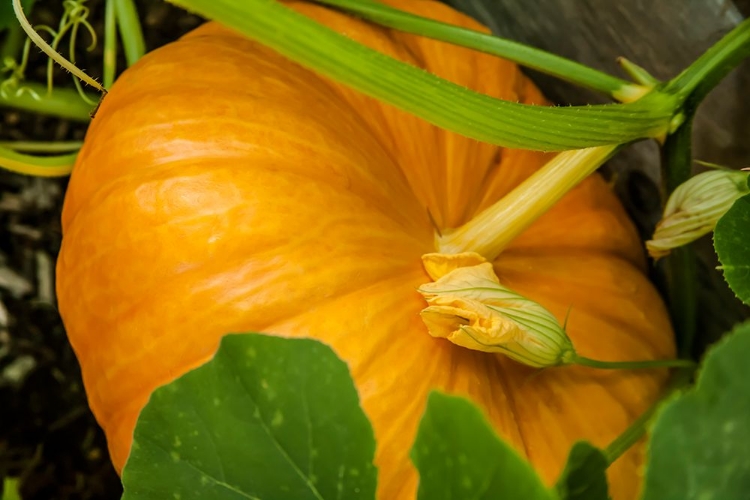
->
11;0;106;93
437;144;619;260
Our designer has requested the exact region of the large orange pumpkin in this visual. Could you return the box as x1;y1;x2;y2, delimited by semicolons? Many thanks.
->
56;1;674;498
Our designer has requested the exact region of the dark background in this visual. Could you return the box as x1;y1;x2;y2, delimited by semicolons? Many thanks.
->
1;1;748;498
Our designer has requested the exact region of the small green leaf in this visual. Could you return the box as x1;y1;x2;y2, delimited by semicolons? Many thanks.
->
122;333;377;500
411;392;553;500
554;442;610;500
714;193;750;304
642;321;750;500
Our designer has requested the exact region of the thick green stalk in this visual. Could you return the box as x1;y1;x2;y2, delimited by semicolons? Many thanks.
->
661;119;698;357
115;0;146;66
312;0;645;100
664;18;750;105
168;0;677;151
438;145;620;258
0;82;94;121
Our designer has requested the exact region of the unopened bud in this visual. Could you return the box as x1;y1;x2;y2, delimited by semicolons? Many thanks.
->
647;169;750;259
418;256;573;368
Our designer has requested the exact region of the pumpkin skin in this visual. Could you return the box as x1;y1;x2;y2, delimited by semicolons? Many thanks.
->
56;1;675;498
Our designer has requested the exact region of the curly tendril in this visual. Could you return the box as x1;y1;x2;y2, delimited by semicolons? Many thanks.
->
0;38;40;100
11;0;106;98
45;0;100;104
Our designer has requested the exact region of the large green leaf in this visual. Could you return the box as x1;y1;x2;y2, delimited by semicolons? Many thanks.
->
168;0;678;151
554;442;609;500
411;392;553;500
714;191;750;305
642;321;750;500
121;333;377;500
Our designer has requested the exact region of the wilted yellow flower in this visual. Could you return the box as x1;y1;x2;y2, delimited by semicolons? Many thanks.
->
418;255;573;368
647;169;750;259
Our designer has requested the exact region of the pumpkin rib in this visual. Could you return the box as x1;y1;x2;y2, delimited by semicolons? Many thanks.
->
61;169;429;284
69;121;422;233
283;1;522;229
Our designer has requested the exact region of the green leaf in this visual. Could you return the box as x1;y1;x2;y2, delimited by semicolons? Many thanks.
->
0;0;33;32
554;442;610;500
1;478;21;500
714;193;750;305
642;321;750;500
411;392;553;500
121;333;377;500
168;0;678;151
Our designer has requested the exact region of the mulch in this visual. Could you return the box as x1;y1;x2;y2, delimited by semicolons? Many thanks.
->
0;2;200;498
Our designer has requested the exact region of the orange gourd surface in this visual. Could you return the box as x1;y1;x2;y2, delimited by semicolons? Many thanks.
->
56;1;675;498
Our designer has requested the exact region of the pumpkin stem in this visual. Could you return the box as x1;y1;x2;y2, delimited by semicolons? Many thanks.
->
436;145;619;260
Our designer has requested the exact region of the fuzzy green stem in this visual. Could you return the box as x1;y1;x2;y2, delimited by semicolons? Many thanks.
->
12;0;106;93
604;401;657;464
603;366;695;464
569;353;696;371
437;145;619;259
103;0;118;87
0;82;94;121
115;0;146;66
312;0;645;100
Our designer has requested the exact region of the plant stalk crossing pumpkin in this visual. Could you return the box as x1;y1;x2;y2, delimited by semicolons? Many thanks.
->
56;1;675;499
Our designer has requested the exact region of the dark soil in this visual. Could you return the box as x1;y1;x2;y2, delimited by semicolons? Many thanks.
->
0;2;200;498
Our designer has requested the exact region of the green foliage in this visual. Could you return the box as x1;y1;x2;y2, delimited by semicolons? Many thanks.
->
411;392;551;500
642;321;750;500
554;442;609;500
714;191;750;304
1;478;21;500
121;333;377;500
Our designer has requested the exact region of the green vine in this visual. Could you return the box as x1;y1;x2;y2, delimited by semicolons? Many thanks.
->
311;0;648;101
11;0;106;93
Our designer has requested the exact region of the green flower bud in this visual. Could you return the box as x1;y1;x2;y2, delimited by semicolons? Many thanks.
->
647;169;750;259
418;255;573;368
